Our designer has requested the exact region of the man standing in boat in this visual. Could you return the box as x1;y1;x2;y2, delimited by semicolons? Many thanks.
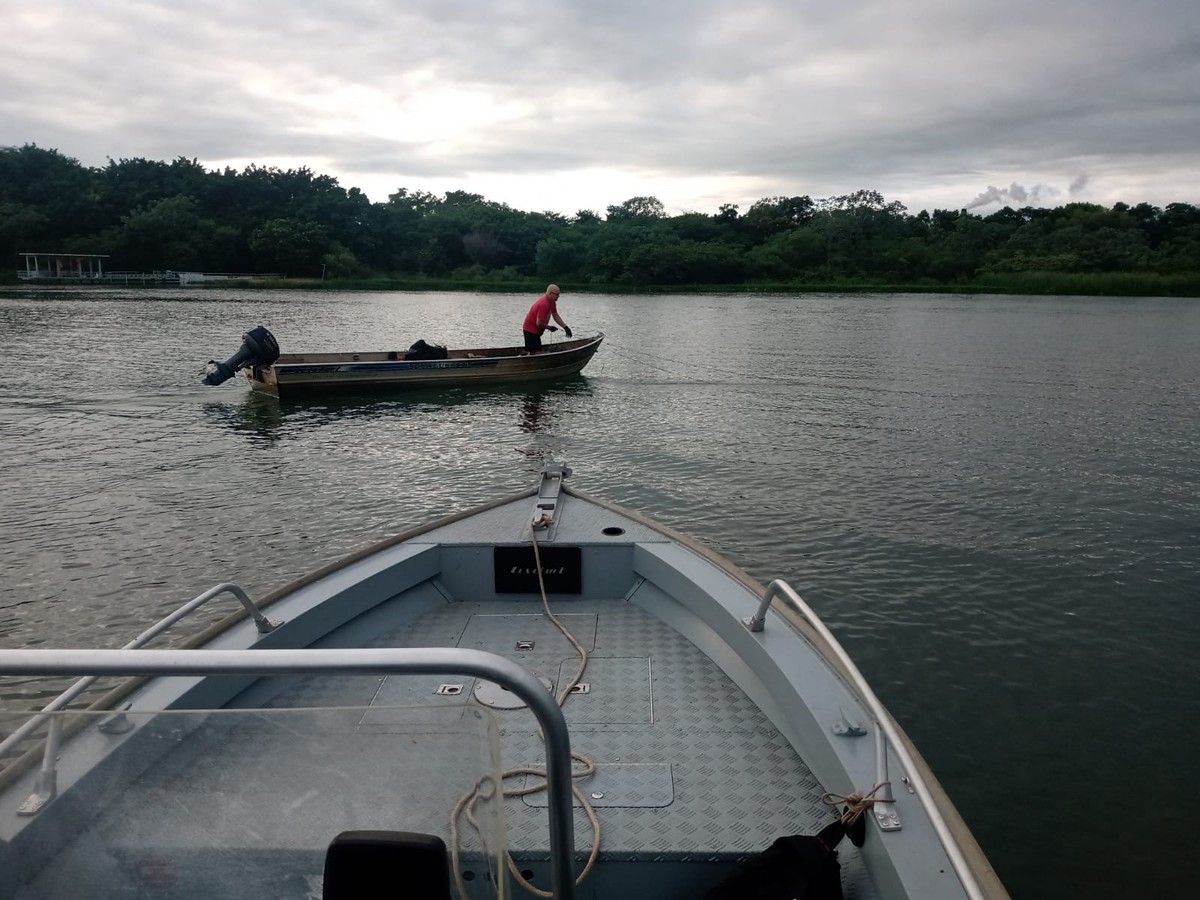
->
522;284;572;353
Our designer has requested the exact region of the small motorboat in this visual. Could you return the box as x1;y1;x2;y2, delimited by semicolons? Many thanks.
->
0;464;1007;899
202;326;604;397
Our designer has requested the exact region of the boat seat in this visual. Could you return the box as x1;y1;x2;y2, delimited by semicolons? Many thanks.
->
323;831;451;899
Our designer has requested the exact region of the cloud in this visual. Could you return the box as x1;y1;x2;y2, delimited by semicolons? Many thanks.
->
2;1;1199;215
964;182;1063;211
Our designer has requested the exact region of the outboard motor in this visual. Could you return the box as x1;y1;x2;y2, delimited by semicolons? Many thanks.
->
203;325;280;385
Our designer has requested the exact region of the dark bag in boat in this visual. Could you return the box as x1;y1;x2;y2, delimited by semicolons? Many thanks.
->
705;821;846;900
406;339;448;360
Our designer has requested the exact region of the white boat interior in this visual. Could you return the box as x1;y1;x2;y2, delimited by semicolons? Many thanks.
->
0;466;1005;900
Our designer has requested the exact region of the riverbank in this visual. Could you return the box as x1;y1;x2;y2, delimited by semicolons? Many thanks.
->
5;270;1198;297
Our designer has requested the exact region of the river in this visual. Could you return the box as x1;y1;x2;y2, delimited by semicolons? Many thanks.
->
1;286;1197;897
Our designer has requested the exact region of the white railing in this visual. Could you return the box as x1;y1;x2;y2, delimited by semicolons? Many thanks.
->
0;582;276;760
745;578;986;900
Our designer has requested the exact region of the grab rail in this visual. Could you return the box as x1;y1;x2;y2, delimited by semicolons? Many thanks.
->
0;582;278;761
0;648;578;900
745;579;985;900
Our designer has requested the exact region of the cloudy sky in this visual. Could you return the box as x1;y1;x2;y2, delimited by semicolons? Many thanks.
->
4;0;1199;217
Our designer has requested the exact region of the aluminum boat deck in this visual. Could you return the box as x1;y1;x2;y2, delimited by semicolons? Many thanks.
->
12;597;872;898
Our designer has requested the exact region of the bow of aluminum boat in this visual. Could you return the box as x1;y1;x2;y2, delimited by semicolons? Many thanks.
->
0;464;1006;900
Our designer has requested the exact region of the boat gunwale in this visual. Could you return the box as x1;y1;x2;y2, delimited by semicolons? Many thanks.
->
270;332;605;368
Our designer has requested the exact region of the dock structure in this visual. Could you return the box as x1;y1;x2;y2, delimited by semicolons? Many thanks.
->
18;252;116;282
16;252;282;286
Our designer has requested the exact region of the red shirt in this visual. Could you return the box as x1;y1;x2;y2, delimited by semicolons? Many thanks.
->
523;294;557;334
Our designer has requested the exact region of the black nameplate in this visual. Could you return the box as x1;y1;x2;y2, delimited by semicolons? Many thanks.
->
494;546;582;594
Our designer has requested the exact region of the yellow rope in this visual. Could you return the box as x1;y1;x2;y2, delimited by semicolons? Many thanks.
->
450;516;602;898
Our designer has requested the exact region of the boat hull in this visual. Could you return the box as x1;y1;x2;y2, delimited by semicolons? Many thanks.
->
247;333;604;397
0;467;1007;900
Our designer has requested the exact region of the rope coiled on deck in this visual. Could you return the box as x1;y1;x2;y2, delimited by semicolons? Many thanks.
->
449;515;602;898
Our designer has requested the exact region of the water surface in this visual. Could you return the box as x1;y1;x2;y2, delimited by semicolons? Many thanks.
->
1;287;1198;898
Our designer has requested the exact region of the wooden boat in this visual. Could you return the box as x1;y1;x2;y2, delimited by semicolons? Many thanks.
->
0;464;1008;900
201;326;604;397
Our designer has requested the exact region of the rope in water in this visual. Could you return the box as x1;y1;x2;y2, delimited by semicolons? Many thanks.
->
601;342;811;385
449;514;602;899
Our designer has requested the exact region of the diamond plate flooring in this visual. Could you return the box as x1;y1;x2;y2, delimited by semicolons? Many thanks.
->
17;595;872;899
266;598;850;865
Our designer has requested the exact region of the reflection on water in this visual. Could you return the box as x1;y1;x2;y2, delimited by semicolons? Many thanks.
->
520;395;545;433
202;375;594;450
514;381;587;466
202;391;285;445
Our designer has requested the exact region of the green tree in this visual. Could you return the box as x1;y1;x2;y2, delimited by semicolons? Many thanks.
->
115;195;210;270
667;212;725;243
322;242;362;278
0;144;98;255
622;237;746;284
605;196;666;222
535;235;587;279
248;218;329;275
746;229;827;279
742;195;815;241
3;142;1197;289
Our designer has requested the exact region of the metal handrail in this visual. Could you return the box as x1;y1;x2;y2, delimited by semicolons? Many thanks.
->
0;647;577;900
745;579;985;900
0;583;278;759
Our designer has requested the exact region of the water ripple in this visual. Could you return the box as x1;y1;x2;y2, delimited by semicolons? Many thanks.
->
1;289;1199;899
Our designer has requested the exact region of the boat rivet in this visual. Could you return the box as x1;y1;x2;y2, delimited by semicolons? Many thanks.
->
591;792;604;800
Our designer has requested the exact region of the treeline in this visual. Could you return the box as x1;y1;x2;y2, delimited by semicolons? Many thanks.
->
3;143;1199;292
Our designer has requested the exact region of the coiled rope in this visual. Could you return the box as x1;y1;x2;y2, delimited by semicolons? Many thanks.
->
820;783;887;825
449;515;602;898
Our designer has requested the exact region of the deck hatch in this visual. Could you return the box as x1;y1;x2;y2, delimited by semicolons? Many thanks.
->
522;763;673;808
358;675;469;726
459;614;598;657
557;657;651;724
